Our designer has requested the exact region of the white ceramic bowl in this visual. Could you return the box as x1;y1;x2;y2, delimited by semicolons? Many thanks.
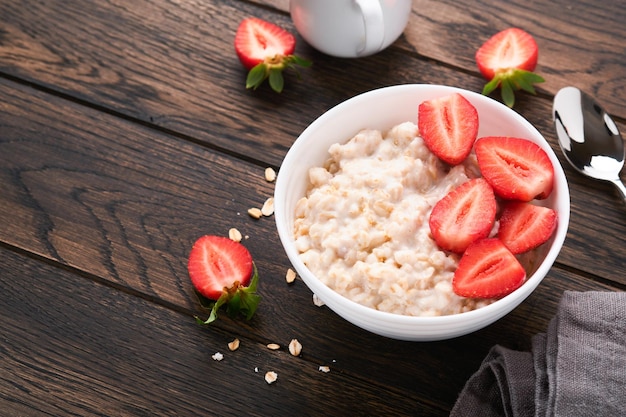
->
274;84;569;341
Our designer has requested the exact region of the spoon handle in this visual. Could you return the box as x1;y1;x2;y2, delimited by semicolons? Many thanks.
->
611;178;626;205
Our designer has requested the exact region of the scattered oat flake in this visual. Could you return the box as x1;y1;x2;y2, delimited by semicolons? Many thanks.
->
266;343;281;350
288;339;302;356
228;338;240;351
212;352;224;361
286;268;297;284
265;167;276;182
313;294;325;307
261;197;274;216
228;228;242;242
254;367;259;373
248;207;262;219
319;366;331;373
265;371;278;384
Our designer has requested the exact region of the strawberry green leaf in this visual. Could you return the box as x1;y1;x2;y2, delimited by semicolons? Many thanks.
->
208;294;228;324
237;290;260;320
514;73;536;94
194;264;261;325
482;75;501;96
290;55;312;68
514;69;545;94
194;290;228;325
246;63;268;90
522;71;545;84
244;55;311;92
247;265;259;293
501;78;516;108
480;68;545;108
268;68;284;93
285;57;312;83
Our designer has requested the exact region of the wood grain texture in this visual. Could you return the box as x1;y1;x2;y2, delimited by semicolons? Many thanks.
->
1;249;618;416
0;77;624;415
1;0;624;415
259;0;626;119
2;76;624;304
3;0;623;171
0;248;447;417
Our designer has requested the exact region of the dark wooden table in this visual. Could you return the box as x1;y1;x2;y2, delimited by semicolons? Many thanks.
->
1;0;625;415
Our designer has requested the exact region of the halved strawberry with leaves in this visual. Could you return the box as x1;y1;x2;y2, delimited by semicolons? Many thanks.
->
429;178;497;253
453;238;526;299
475;136;554;201
498;202;557;254
475;28;545;108
418;93;479;165
234;17;311;93
188;235;260;324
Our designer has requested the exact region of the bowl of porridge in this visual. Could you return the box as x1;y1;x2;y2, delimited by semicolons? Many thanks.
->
274;84;569;341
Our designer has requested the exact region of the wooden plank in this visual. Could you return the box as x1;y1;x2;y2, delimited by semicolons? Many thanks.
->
0;248;448;416
6;0;623;171
2;0;624;415
0;247;618;416
0;80;275;311
2;76;625;293
0;77;624;414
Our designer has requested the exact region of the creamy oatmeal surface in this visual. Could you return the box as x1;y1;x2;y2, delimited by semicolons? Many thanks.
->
293;122;495;316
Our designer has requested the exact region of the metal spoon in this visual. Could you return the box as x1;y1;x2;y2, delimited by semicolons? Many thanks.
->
553;86;626;204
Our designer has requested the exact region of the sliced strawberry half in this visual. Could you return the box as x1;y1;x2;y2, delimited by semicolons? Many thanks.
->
475;136;554;201
235;17;296;70
234;17;311;92
476;28;539;80
418;93;479;165
453;238;526;299
498;202;557;254
475;28;545;108
188;235;260;324
429;178;497;253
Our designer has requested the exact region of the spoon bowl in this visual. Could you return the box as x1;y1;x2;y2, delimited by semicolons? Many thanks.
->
553;86;626;203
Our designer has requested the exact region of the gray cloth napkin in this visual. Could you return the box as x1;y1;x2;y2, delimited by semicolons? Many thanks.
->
450;291;626;417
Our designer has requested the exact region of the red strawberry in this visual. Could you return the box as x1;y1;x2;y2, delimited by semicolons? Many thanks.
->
429;178;497;253
453;238;526;299
234;17;311;93
475;28;545;108
498;202;557;254
188;235;260;324
475;136;554;201
418;93;479;165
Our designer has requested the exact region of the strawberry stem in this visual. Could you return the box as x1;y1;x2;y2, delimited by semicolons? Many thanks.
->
195;264;261;324
245;55;311;93
481;68;545;108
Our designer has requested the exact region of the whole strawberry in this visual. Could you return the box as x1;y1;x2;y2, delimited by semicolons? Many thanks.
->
234;17;311;93
188;235;260;324
475;28;545;107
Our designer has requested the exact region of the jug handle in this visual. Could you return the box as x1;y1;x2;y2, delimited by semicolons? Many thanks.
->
355;0;385;56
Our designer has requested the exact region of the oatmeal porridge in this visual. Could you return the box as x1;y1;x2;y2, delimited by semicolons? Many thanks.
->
293;121;495;316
